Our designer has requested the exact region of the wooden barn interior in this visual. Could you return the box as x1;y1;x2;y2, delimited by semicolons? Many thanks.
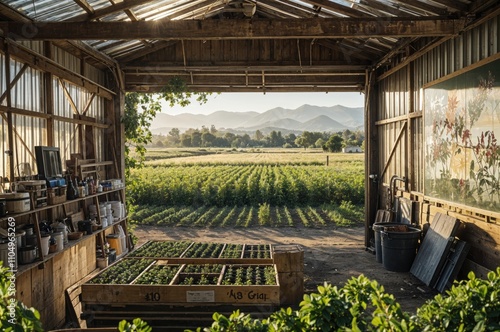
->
0;0;499;330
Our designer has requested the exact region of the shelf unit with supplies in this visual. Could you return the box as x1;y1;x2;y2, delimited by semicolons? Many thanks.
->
0;185;128;276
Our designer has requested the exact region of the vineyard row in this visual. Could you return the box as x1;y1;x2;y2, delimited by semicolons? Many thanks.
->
128;164;364;207
129;203;363;228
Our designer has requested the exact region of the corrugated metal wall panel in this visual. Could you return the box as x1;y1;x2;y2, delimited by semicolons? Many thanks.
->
17;41;44;55
53;46;82;75
85;63;107;86
0;43;108;180
378;16;499;195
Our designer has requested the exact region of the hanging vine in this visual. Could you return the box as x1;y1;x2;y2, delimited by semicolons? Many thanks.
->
122;77;209;175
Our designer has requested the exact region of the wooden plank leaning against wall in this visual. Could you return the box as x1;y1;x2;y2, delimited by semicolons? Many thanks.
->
0;37;123;329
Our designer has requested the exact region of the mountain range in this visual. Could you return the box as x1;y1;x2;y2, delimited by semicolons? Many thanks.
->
150;104;364;135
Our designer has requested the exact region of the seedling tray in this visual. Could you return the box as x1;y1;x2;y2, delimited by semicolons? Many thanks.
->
82;260;279;305
127;241;273;264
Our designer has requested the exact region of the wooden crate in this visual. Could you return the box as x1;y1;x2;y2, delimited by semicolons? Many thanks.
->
47;187;67;205
18;180;48;207
272;245;304;305
81;261;279;306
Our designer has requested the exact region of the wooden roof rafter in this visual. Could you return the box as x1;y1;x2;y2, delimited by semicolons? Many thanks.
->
2;17;466;40
72;0;95;15
258;0;320;18
69;0;153;21
299;0;374;18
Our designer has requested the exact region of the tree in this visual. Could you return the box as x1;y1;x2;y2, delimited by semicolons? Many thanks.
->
201;132;216;147
210;125;218;135
191;131;202;147
167;128;180;146
285;133;297;147
295;136;307;149
180;133;192;147
315;138;325;148
324;134;344;152
254;130;264;141
123;77;209;174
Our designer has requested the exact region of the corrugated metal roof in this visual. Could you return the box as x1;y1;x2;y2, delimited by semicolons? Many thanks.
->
0;0;494;93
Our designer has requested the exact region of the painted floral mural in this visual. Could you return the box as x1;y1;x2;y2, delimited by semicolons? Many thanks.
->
424;60;499;212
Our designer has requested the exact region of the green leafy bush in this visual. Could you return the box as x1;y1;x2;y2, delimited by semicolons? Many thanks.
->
414;269;500;331
187;268;500;332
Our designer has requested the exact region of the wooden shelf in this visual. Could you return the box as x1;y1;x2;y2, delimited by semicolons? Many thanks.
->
0;187;124;222
14;218;128;276
0;186;127;278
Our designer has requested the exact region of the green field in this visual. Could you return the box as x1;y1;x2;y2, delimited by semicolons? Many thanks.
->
128;148;365;227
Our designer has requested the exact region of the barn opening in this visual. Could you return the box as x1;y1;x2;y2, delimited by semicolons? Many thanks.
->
0;0;499;330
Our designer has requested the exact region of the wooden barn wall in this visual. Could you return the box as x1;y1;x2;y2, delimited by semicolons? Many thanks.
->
0;39;115;329
0;43;106;180
374;15;500;276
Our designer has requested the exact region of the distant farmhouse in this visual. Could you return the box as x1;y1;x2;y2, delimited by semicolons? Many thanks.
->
343;146;362;153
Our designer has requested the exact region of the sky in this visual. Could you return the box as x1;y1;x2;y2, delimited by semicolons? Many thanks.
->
164;92;365;115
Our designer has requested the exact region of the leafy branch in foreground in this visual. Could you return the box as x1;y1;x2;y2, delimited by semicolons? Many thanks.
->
123;77;210;176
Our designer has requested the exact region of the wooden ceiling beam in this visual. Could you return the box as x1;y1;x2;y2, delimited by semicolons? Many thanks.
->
1;17;466;40
126;85;364;93
68;0;152;21
0;2;31;22
357;0;410;17
123;64;367;72
164;0;222;20
72;0;95;15
259;0;318;18
390;0;448;16
299;0;372;18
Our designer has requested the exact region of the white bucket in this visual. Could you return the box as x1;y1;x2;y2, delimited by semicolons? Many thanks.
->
40;234;50;256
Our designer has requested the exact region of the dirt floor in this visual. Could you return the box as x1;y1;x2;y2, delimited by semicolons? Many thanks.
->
133;224;437;315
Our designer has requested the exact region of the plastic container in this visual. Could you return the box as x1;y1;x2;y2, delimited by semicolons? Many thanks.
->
106;234;122;256
381;227;421;272
15;229;26;248
97;257;108;269
372;222;403;263
53;232;64;252
117;225;127;254
40;234;50;256
0;192;31;213
52;222;68;244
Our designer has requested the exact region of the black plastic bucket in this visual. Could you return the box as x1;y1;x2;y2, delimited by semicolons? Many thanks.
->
372;222;402;263
381;227;421;272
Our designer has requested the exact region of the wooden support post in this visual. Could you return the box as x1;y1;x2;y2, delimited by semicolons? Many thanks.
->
364;70;379;247
407;62;414;192
5;45;15;182
44;41;54;147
